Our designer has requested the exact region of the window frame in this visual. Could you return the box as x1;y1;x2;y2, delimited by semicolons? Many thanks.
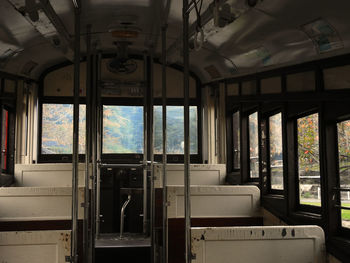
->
0;77;17;186
244;108;260;182
1;107;9;173
100;98;202;164
38;97;87;163
294;110;322;214
335;116;350;236
265;110;284;194
38;97;202;164
101;98;144;164
232;109;241;172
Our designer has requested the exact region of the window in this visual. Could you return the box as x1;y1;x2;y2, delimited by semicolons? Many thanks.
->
249;112;259;178
337;120;350;229
297;113;321;207
1;109;8;171
41;104;86;154
269;113;283;190
154;106;198;154
103;106;143;154
232;111;240;169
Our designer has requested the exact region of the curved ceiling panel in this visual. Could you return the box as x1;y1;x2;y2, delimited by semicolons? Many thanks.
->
0;0;350;82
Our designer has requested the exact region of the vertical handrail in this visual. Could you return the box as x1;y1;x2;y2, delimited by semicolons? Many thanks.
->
143;53;148;235
161;24;168;263
96;53;102;237
149;52;155;263
0;78;4;174
71;4;81;263
84;24;92;263
183;0;191;262
90;51;97;263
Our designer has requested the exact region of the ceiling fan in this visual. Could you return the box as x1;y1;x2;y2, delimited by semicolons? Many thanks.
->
107;41;137;74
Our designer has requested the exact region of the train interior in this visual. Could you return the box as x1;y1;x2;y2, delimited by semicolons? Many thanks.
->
0;0;350;262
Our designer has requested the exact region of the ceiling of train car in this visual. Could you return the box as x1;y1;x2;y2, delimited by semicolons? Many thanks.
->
1;0;350;82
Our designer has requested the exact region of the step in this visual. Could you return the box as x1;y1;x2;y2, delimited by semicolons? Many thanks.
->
95;234;150;263
95;233;151;248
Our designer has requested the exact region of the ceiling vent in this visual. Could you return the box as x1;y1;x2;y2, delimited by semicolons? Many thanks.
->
21;60;38;75
107;41;137;74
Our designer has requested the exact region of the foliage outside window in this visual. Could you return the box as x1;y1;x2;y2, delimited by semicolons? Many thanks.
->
337;120;350;228
42;104;86;154
154;106;198;154
249;112;259;178
103;106;144;154
297;113;321;207
232;111;240;170
269;113;284;190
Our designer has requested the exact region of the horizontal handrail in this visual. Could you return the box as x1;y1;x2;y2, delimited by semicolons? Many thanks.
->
99;163;143;168
334;205;350;210
98;160;158;169
333;187;350;192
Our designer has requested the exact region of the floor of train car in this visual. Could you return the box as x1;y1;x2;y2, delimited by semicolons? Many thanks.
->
95;233;151;263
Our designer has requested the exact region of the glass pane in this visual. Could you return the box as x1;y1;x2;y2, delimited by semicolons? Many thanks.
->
269;113;283;190
42;104;86;154
337;120;350;228
103;106;143;153
297;113;321;206
154;106;198;154
1;109;8;170
249;112;259;178
233;111;240;169
79;105;86;154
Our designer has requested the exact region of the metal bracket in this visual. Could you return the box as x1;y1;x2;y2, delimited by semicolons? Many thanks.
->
65;256;74;263
81;202;89;208
65;255;78;263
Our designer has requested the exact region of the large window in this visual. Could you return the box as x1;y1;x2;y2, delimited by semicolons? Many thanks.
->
269;113;283;190
249;112;259;178
232;111;240;170
154;106;198;154
41;104;86;154
297;113;321;207
103;106;143;154
337;120;350;229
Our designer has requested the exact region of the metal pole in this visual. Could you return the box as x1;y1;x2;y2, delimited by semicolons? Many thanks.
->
90;51;97;263
143;53;148;236
183;0;191;262
71;5;81;263
96;52;102;237
0;78;4;173
84;24;92;263
149;52;155;263
161;24;168;263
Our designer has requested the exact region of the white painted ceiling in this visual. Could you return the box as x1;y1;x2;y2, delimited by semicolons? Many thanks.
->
1;0;350;82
